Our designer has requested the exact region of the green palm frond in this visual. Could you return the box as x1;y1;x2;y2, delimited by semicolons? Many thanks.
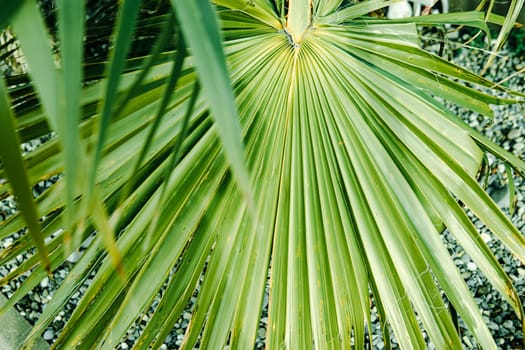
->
0;1;524;349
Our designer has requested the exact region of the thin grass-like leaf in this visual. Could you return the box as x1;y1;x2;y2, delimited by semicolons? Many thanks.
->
0;77;50;273
137;80;200;256
82;0;141;251
172;0;252;202
213;0;282;28
111;13;176;125
10;1;59;128
0;2;23;28
357;11;491;34
506;163;517;215
113;25;186;229
483;0;525;73
56;0;85;253
318;0;400;24
315;0;344;17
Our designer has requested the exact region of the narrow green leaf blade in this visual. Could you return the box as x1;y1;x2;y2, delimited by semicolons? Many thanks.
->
56;0;85;251
85;0;141;204
11;0;59;128
81;0;141;264
172;0;252;201
212;0;281;28
318;0;400;24
0;2;23;28
0;77;50;273
484;0;525;72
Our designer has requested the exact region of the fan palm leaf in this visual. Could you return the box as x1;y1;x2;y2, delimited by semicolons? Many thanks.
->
0;0;524;349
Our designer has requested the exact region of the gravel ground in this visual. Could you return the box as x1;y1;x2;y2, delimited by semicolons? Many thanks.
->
445;33;525;349
1;30;524;349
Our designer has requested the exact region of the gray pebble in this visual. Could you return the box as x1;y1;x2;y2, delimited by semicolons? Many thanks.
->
43;329;55;341
66;251;81;263
257;327;266;339
40;277;49;288
514;142;525;152
507;129;521;140
466;262;477;271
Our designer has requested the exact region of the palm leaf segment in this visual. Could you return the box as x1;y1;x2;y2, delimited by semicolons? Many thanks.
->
0;1;524;349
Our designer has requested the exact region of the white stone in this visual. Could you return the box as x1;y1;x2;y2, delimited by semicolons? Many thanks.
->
480;233;492;243
514;142;525;152
66;250;81;263
388;1;412;19
507;129;521;140
40;277;50;288
257;328;266;339
43;329;55;340
2;237;13;249
81;234;96;249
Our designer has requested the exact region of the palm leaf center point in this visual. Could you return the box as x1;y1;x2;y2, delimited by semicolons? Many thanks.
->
286;0;313;44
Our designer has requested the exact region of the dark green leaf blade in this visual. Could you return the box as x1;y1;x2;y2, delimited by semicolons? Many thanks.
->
84;0;141;212
56;0;85;252
0;77;50;273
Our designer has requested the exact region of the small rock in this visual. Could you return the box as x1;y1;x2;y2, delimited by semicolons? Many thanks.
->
507;129;521;140
67;251;81;263
0;266;9;276
463;335;473;348
81;234;96;249
257;327;266;339
29;311;39;321
466;262;477;271
480;233;492;243
513;142;524;152
3;237;13;248
43;329;55;341
40;277;50;288
488;322;499;331
388;1;412;19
